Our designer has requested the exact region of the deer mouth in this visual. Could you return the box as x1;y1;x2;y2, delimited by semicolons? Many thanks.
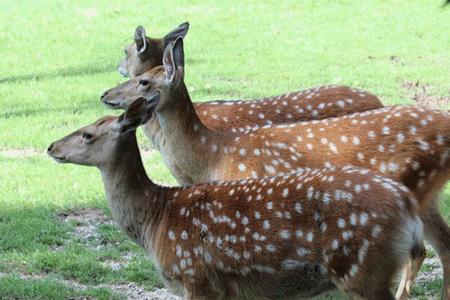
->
52;156;67;163
48;153;67;163
102;100;124;109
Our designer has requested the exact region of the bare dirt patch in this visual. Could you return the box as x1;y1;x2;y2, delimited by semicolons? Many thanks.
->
0;148;44;158
410;245;444;299
57;209;114;245
57;209;135;268
110;285;179;300
402;81;450;109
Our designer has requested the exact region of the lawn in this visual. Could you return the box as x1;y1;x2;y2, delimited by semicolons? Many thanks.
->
0;0;449;299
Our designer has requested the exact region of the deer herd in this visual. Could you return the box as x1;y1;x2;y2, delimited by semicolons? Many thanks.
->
47;23;450;300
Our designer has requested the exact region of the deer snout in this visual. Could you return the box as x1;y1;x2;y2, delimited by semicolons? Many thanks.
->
100;91;109;100
47;142;55;153
47;141;68;163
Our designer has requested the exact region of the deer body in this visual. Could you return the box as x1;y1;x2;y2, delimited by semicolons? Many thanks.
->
48;103;422;299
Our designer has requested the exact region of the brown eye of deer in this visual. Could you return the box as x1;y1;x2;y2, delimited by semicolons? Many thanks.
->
139;80;150;86
82;133;93;140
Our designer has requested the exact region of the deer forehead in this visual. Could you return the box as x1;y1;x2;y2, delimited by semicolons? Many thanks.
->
137;66;165;84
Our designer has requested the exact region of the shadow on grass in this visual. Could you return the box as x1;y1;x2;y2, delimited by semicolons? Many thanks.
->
0;64;116;85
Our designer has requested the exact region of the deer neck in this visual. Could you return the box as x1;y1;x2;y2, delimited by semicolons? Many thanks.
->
99;132;165;247
155;83;220;183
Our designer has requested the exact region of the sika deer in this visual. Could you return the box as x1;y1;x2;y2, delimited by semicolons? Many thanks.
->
107;37;450;299
106;24;383;147
118;23;190;78
48;97;423;300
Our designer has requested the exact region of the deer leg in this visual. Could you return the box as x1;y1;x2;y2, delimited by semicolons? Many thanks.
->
370;289;396;300
422;204;450;300
343;264;398;300
395;241;427;300
347;286;396;300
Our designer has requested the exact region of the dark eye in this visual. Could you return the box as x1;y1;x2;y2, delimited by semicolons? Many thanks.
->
123;49;128;55
139;80;150;86
82;133;93;140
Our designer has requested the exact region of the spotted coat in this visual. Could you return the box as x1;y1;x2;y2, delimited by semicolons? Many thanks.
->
49;119;422;299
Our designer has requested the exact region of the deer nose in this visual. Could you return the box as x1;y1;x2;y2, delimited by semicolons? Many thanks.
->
100;91;108;100
47;142;55;153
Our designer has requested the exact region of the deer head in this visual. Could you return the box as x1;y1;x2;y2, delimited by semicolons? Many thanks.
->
101;65;165;109
103;37;186;113
48;95;159;167
118;22;189;78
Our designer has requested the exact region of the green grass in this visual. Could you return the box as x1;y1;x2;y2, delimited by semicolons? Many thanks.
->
0;0;449;299
0;275;124;300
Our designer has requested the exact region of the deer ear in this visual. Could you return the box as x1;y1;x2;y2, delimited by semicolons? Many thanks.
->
115;97;148;133
134;26;147;54
164;22;189;45
163;42;176;83
172;36;185;70
163;37;184;84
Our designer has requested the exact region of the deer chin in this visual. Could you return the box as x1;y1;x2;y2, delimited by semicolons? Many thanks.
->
102;99;129;110
49;155;67;163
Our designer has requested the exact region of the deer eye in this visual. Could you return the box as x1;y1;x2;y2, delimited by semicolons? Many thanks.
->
123;49;128;55
139;80;150;86
82;132;94;140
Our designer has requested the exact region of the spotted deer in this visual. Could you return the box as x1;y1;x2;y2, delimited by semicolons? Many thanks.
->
118;22;190;78
48;97;423;300
104;37;450;299
108;24;383;146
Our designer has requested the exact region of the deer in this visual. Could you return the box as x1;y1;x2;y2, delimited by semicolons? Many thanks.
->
109;24;383;145
118;22;190;78
47;97;423;300
102;37;450;299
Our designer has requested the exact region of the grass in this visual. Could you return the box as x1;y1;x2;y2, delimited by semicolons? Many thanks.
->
0;275;124;300
0;0;449;299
